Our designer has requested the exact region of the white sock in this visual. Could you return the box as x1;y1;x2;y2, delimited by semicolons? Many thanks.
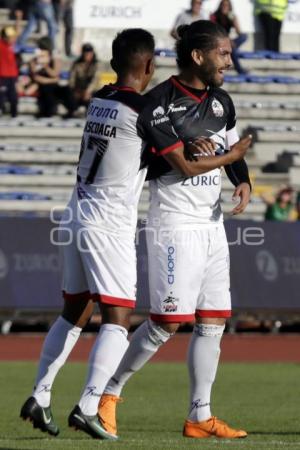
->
104;319;172;397
78;323;129;416
187;323;225;422
33;316;81;407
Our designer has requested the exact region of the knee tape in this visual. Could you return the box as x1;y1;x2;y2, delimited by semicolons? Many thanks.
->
194;323;225;338
147;319;172;346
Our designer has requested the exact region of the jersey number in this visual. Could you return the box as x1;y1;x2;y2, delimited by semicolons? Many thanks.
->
80;136;109;184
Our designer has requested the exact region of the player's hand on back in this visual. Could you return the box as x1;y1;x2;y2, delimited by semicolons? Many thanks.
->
229;135;252;162
184;137;217;161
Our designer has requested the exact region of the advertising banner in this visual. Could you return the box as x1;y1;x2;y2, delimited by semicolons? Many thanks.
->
0;218;299;313
74;0;300;33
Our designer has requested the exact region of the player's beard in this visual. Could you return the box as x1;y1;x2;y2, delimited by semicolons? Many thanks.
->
197;56;224;88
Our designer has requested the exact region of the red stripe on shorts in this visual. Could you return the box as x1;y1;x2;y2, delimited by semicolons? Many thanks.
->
196;310;232;318
150;313;195;323
91;293;136;308
62;290;91;301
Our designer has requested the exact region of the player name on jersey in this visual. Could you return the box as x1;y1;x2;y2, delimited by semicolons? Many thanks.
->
84;121;117;138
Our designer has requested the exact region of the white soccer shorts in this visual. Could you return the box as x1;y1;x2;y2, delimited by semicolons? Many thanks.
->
59;222;137;308
146;224;231;322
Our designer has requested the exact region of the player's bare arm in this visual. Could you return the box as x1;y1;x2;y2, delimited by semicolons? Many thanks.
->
164;134;252;177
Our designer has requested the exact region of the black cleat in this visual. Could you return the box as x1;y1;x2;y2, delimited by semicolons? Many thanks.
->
68;405;118;440
20;396;59;436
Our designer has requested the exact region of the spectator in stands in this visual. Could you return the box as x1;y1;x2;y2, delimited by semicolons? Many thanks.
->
0;26;19;117
210;0;248;74
29;36;60;117
52;0;74;57
16;0;57;51
170;0;206;39
263;186;295;221
63;43;99;118
254;0;288;52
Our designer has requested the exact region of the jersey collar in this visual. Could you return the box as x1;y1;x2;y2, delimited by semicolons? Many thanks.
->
109;84;137;92
170;76;209;103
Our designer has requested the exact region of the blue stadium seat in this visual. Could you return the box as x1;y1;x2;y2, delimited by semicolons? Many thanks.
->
155;48;300;61
15;45;36;54
0;192;50;200
237;51;267;59
273;76;300;84
154;48;176;58
267;52;297;60
245;75;275;83
0;166;43;175
224;74;248;83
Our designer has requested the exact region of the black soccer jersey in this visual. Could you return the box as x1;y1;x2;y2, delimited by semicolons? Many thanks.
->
144;76;248;225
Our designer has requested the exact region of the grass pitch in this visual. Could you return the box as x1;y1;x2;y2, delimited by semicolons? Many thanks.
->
0;361;300;449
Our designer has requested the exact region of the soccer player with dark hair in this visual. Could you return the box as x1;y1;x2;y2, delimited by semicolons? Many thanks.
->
100;20;251;440
20;26;249;440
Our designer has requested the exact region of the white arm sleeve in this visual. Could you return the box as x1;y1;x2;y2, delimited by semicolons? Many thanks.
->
226;125;239;148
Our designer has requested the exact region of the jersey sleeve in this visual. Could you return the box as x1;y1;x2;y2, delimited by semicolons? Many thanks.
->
224;159;252;190
137;102;183;156
224;94;251;188
226;94;237;131
225;93;239;147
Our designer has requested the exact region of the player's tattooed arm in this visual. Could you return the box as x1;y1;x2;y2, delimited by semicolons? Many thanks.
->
164;135;252;177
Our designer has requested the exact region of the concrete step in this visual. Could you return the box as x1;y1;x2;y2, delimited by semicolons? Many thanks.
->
236;107;300;120
0;124;83;139
252;142;300;161
0;174;76;187
0;151;78;164
225;82;300;95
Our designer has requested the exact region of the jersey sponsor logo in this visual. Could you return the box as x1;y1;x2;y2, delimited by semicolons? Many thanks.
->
84;121;117;138
181;174;221;186
167;246;175;284
153;106;165;118
163;294;179;312
167;103;187;114
87;104;119;120
211;98;224;117
151;105;170;127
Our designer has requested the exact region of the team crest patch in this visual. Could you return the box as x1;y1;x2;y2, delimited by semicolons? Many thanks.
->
163;294;179;312
211;99;224;117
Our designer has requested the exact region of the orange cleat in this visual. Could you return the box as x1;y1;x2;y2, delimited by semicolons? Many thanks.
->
98;394;122;436
183;416;247;439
